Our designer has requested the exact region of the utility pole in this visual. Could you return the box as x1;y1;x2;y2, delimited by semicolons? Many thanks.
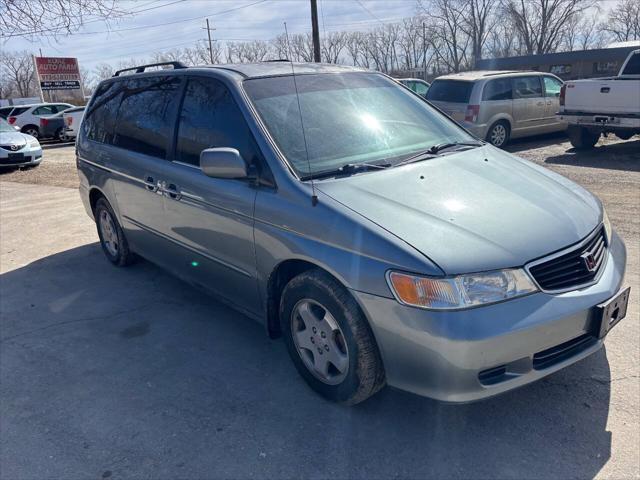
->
205;18;215;64
422;21;427;82
310;0;321;62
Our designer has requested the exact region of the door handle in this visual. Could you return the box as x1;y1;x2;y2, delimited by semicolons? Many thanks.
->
600;87;610;93
161;182;182;200
143;176;159;192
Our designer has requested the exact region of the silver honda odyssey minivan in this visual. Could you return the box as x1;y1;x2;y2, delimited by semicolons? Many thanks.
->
427;71;567;147
77;61;629;405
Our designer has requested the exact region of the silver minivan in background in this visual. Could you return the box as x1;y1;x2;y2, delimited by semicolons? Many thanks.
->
426;71;567;147
77;61;628;405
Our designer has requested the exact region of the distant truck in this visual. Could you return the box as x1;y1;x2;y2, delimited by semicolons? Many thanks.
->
558;49;640;149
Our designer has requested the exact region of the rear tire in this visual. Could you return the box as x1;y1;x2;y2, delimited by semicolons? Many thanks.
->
486;120;510;148
280;269;385;405
568;126;600;150
22;126;39;138
94;198;135;267
55;128;67;142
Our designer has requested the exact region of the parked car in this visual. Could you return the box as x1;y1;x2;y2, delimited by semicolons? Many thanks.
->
78;61;628;405
39;112;69;141
398;78;430;97
426;71;566;147
7;102;74;139
0;106;15;119
558;49;640;149
0;117;43;169
63;106;85;140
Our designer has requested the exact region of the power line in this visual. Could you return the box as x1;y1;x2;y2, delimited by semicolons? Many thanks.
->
353;0;386;25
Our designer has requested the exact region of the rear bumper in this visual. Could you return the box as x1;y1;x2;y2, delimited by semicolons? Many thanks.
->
459;122;488;140
352;231;627;403
558;112;640;130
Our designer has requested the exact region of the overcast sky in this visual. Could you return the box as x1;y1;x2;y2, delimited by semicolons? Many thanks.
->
4;0;420;72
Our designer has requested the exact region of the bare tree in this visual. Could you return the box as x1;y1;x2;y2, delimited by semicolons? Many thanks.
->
421;0;472;72
460;0;498;65
321;32;348;64
226;41;271;63
502;0;595;55
599;0;640;43
0;50;37;98
1;0;126;39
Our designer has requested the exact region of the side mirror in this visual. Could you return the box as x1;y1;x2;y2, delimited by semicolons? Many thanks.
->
200;148;248;179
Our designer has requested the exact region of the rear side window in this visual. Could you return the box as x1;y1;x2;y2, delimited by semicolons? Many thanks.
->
482;79;512;101
0;107;13;118
622;53;640;75
9;107;28;116
33;105;56;115
543;76;563;97
425;80;473;103
113;76;181;158
513;76;543;98
84;81;125;144
176;77;263;168
411;81;429;96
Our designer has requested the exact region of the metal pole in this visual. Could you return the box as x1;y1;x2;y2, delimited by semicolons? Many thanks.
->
423;22;427;81
310;0;321;62
206;18;214;64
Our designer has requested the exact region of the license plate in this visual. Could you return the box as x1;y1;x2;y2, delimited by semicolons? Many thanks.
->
5;152;25;164
597;287;630;338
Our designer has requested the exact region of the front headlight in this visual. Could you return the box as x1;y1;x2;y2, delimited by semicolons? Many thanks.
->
28;138;40;148
387;269;538;310
602;207;612;243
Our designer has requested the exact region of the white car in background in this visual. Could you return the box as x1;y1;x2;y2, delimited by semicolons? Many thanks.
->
63;106;85;140
7;102;74;139
0;118;42;169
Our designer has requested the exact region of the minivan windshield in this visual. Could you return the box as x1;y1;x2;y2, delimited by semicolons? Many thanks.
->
425;80;473;103
244;72;474;177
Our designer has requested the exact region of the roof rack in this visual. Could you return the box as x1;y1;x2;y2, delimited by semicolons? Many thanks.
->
113;61;187;77
264;59;290;62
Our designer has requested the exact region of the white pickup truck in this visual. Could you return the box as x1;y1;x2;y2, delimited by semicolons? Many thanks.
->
558;49;640;149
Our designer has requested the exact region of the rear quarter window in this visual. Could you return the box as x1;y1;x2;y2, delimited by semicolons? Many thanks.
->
482;79;512;101
426;80;473;103
9;107;29;116
83;81;125;145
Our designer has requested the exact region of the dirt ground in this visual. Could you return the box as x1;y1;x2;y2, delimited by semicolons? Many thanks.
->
1;133;639;479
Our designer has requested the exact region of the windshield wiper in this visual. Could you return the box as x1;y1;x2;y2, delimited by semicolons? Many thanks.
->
301;162;391;181
395;141;484;168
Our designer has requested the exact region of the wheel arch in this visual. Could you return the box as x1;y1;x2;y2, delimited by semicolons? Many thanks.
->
21;124;39;134
88;186;107;216
265;258;356;339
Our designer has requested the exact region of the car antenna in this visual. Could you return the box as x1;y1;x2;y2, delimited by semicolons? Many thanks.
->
284;22;318;207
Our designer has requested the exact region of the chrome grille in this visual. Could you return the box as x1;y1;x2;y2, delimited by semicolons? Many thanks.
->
528;227;607;292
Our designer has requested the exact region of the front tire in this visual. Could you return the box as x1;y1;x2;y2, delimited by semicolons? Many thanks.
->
568;126;600;150
486;120;510;148
280;269;385;405
94;198;135;267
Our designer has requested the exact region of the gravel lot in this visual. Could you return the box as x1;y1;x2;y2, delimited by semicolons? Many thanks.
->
1;134;639;479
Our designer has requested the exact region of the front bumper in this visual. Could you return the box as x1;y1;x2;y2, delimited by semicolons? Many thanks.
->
353;231;627;403
0;147;43;168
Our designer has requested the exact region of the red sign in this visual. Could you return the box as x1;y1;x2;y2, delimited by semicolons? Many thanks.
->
35;57;81;91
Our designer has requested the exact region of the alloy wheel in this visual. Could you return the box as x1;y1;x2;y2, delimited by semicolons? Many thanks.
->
291;299;349;385
25;128;39;139
490;124;507;147
99;210;119;257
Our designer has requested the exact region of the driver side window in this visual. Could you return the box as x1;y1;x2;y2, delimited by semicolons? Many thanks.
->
543;76;563;97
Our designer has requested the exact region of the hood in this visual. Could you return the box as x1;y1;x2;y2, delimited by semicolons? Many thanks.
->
0;131;28;148
317;146;601;275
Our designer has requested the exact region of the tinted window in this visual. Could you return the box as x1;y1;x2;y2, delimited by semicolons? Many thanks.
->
9;107;29;116
176;77;263;168
0;107;13;119
482;79;512;101
425;80;473;103
411;81;429;96
513;76;543;98
622;53;640;75
84;81;125;144
113;76;181;158
53;104;71;113
33;105;56;115
543;76;563;97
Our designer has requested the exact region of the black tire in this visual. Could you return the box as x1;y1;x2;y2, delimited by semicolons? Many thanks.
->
486;120;510;148
22;125;39;139
55;127;67;142
280;269;385;405
568;126;600;150
94;197;135;267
